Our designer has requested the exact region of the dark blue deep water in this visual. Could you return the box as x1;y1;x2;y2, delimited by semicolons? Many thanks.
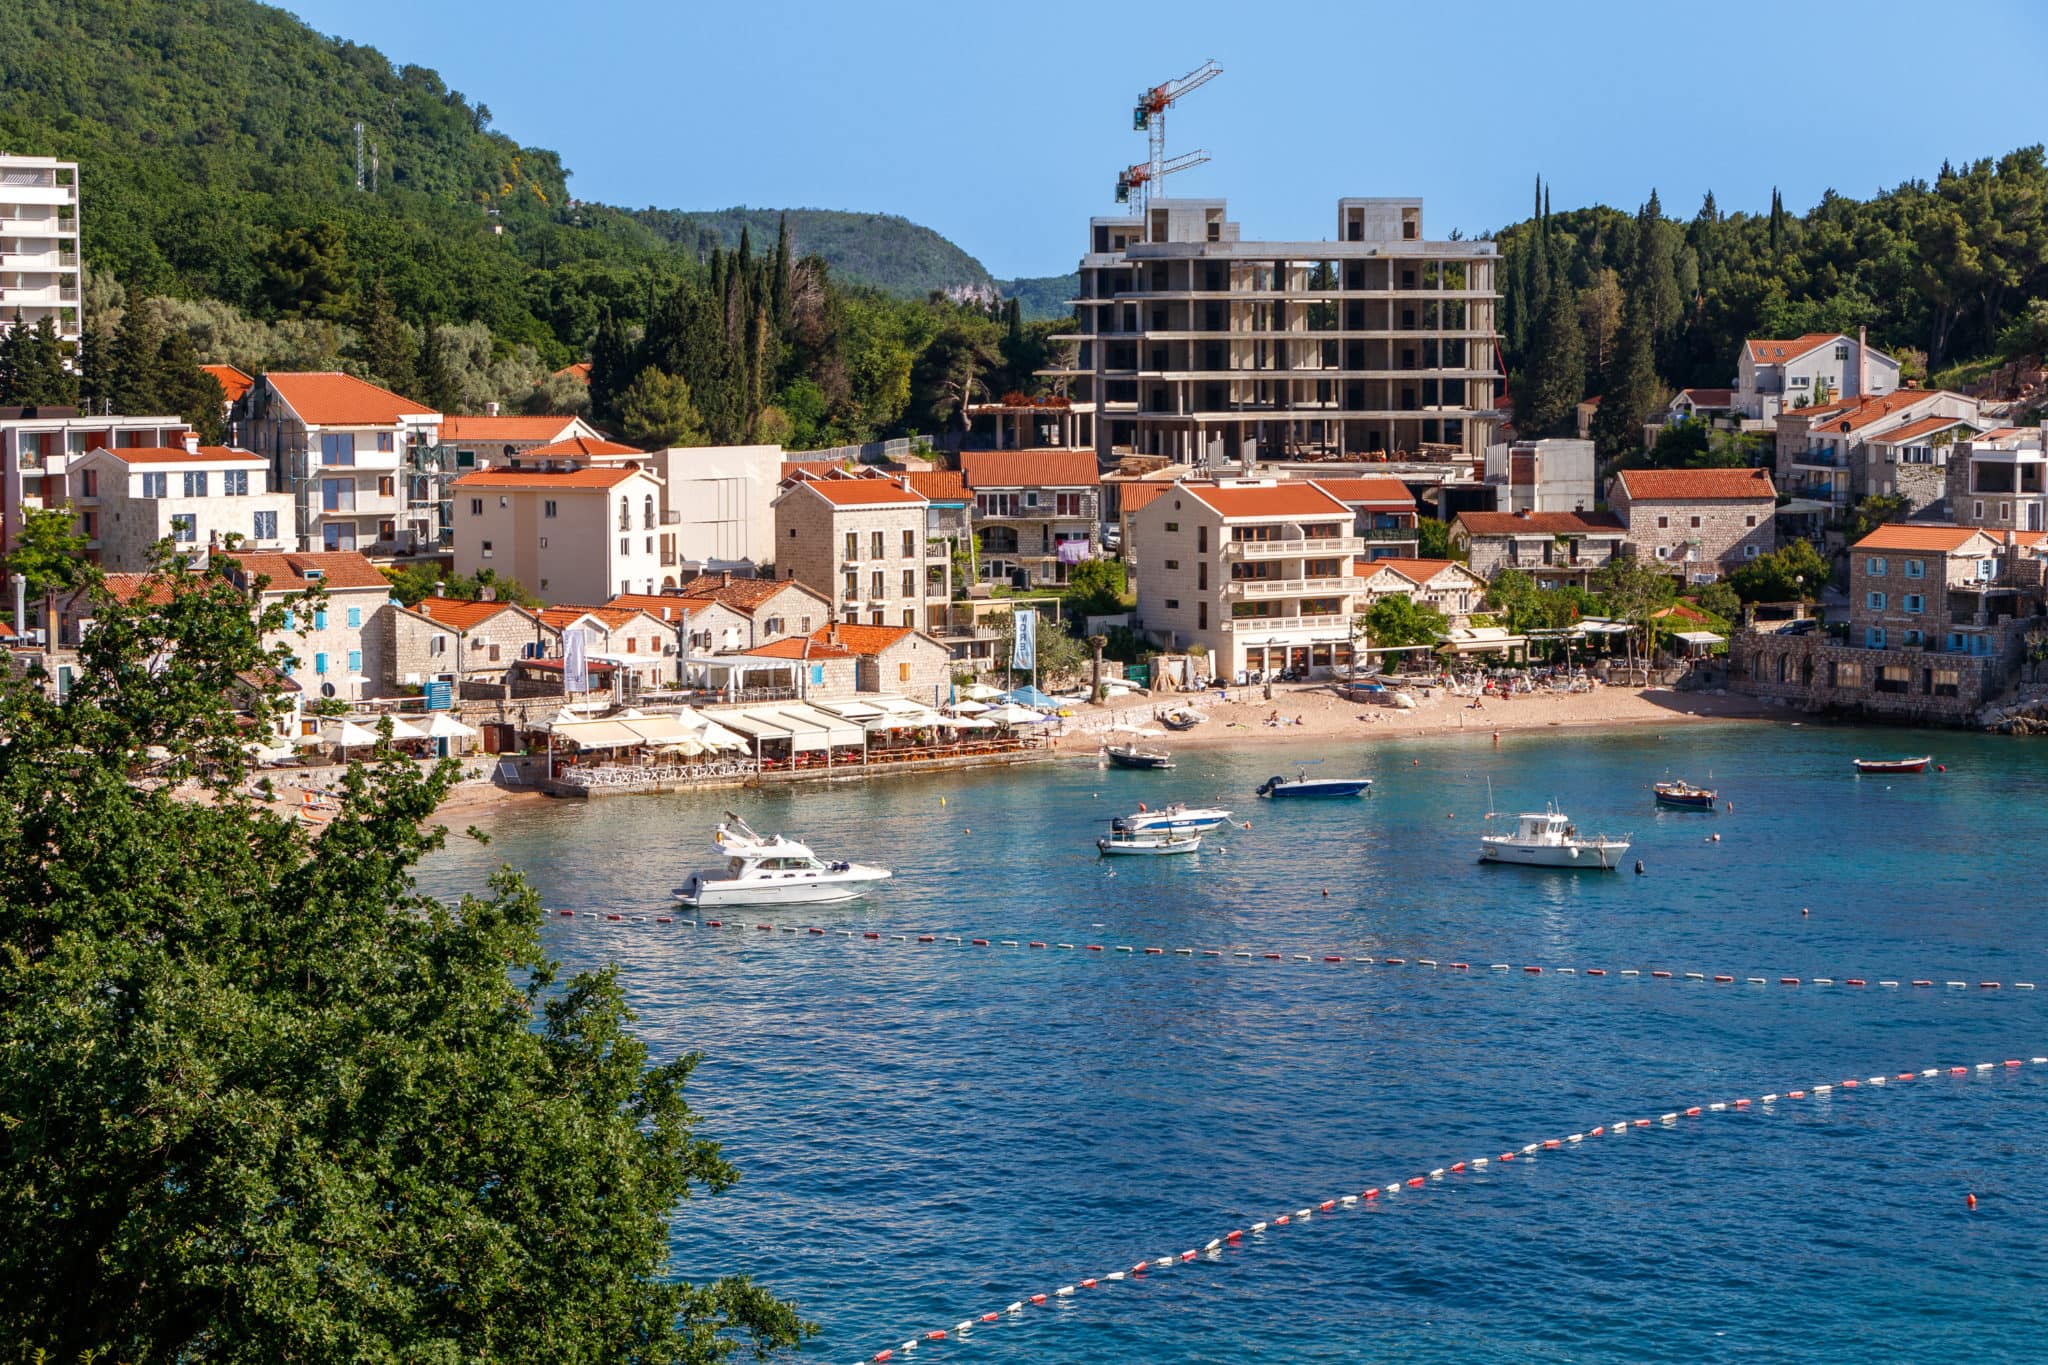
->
418;720;2048;1362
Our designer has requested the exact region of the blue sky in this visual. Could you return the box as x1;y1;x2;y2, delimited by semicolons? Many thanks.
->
285;0;2048;280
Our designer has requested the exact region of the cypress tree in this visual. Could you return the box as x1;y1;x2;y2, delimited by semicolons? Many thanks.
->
1522;263;1586;437
0;316;22;404
353;280;417;398
415;320;459;415
155;329;227;443
106;306;163;416
770;214;791;333
586;308;630;425
1769;188;1784;256
22;315;79;407
1527;176;1551;341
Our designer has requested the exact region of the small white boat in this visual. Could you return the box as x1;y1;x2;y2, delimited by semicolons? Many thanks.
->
1479;807;1631;870
1097;830;1202;857
1113;802;1234;834
675;814;892;907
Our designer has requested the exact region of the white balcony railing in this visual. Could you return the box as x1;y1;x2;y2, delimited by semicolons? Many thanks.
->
1226;575;1350;598
1220;612;1351;632
1224;535;1361;560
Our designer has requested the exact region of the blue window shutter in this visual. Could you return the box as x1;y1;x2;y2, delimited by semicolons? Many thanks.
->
314;609;328;630
811;664;823;685
315;652;328;675
283;610;295;630
348;650;361;673
347;607;361;628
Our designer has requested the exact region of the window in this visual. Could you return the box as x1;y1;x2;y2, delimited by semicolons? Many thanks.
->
1903;630;1924;647
1163;559;1180;570
902;568;916;597
618;498;630;531
1867;556;1886;576
1974;501;1984;520
487;644;501;663
346;607;362;628
1056;492;1086;518
314;652;329;675
347;649;361;674
377;432;395;452
843;571;858;601
1164;522;1178;533
1197;601;1208;629
253;510;277;540
644;494;655;530
902;609;916;627
871;530;885;560
1835;343;1849;361
1196;526;1207;552
321;434;355;466
1689;515;1702;529
1744;514;1757;527
899;662;912;683
2000;502;2011;521
538;537;547;548
870;570;885;599
480;540;493;558
1744;544;1760;559
1655;546;1671;560
79;468;98;497
1876;663;1911;693
224;469;248;496
470;498;483;516
321;478;354;511
171;513;196;543
430;636;448;657
544;499;558;519
1978;558;1997;581
1865;627;1887;648
283;610;296;630
313;609;327;630
1904;559;1925;579
870;610;884;626
843;530;860;562
141;471;168;498
183;471;207;497
1164;598;1180;609
618;537;629;556
625;637;637;653
1866;591;1886;610
377;476;394;499
1902;594;1924;615
1835;661;1863;687
903;528;916;558
1932;668;1961;697
1656;515;1669;529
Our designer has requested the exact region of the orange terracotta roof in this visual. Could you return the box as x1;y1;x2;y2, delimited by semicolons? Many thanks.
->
1678;387;1736;407
1455;511;1625;536
98;445;267;466
742;636;852;660
1179;482;1349;519
1797;390;1960;435
264;371;437;425
1866;415;1979;444
200;364;254;403
555;362;592;383
810;623;912;654
1118;482;1174;515
604;592;700;621
95;573;182;607
1308;476;1416;508
412;596;529;630
1371;557;1477;586
781;459;847;481
787;477;925;507
522;434;642;460
537;605;643;632
673;574;800;609
451;465;642;491
440;415;586;443
1614;467;1776;501
0;617;12;639
1851;524;1999;554
228;551;390;592
961;450;1100;489
1746;334;1843;364
904;470;971;502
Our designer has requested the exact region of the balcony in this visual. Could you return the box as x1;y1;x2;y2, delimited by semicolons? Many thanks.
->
0;218;77;236
1220;612;1350;632
1225;535;1361;560
1226;576;1350;598
1357;526;1420;542
1790;450;1845;469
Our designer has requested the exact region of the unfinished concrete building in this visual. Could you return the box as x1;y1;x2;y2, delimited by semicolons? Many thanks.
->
1045;197;1500;468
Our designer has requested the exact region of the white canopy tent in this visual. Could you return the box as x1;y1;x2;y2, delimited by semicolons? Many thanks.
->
983;702;1051;726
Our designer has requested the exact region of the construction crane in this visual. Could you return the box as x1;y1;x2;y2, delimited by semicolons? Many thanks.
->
1126;60;1222;213
1115;149;1211;207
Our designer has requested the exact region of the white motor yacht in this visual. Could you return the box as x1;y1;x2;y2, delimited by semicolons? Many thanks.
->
675;815;892;907
1112;802;1234;834
1479;807;1631;870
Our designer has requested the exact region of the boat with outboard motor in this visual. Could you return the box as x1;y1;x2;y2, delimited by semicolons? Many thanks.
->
1479;806;1631;869
1112;802;1234;834
1653;779;1718;810
1256;761;1370;799
1105;742;1175;770
674;814;892;907
1097;830;1202;856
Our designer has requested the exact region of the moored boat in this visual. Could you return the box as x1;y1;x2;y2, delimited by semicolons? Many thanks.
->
1853;755;1931;774
1653;779;1718;810
1256;768;1371;799
674;814;892;907
1158;706;1207;732
1097;830;1202;856
1113;802;1234;833
1479;807;1631;870
1105;743;1175;770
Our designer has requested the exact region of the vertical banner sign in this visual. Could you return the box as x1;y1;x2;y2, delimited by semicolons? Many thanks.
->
1011;608;1037;673
564;627;589;694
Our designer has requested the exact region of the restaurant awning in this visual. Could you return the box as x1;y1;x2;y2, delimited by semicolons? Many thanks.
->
1673;631;1725;646
711;710;797;744
762;704;866;748
550;718;643;748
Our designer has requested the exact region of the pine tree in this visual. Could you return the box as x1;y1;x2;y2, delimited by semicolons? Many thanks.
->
106;306;164;415
20;315;79;407
1522;265;1586;437
155;330;228;443
586;308;630;425
0;316;23;404
352;280;417;397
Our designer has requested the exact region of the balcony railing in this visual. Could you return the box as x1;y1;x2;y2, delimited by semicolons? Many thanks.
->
1226;575;1349;598
1221;612;1351;632
1357;526;1420;542
1225;535;1360;560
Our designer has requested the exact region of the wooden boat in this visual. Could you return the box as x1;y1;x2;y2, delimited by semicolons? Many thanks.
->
1105;743;1175;771
1852;756;1931;774
1653;779;1717;810
1097;830;1202;857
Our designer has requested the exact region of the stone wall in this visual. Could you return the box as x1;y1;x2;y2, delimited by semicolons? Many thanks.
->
1614;496;1774;579
1729;628;2018;725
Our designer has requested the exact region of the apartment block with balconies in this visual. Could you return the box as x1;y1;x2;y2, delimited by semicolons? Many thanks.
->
67;440;293;569
0;156;81;353
1130;478;1362;678
236;372;443;554
1046;196;1500;468
772;470;940;631
1;409;192;553
961;449;1101;588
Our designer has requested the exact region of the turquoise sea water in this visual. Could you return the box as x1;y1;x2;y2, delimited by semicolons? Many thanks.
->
417;720;2048;1362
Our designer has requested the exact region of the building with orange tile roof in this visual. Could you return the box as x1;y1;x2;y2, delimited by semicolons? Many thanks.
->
237;372;444;555
1451;509;1628;589
438;414;607;466
1945;429;2048;536
1774;388;1980;514
773;471;940;631
1736;331;1898;420
1309;476;1421;560
66;440;295;569
201;363;255;406
391;596;558;691
1129;479;1365;679
960;450;1101;589
1609;467;1778;582
536;604;675;688
1;409;195;555
809;620;955;700
451;460;669;605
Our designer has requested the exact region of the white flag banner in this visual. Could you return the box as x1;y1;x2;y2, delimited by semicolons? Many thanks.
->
1010;608;1036;673
564;627;589;694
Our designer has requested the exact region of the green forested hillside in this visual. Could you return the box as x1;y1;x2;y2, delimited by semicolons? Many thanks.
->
999;273;1081;321
641;208;996;297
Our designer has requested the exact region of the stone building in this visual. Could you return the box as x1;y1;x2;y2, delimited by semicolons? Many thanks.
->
960;449;1100;588
65;442;293;569
1451;510;1627;589
1773;389;1979;515
1310;476;1421;561
1608;467;1776;582
450;460;669;603
771;471;941;630
810;622;954;702
385;596;557;692
1354;557;1487;624
535;605;676;690
1735;331;1898;420
1945;430;2048;534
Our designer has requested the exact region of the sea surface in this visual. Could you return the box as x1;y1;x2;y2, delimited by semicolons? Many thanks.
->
417;719;2048;1363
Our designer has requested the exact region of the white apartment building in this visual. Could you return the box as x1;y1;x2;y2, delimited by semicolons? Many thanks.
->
67;440;292;569
1129;479;1362;679
1945;429;2048;534
450;461;668;604
1483;439;1596;514
0;156;81;352
1;409;192;553
236;372;443;554
1735;331;1898;420
1048;196;1501;466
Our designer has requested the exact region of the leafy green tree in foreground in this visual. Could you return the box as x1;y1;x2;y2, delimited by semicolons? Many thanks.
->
2;504;93;599
1361;594;1448;649
0;557;807;1361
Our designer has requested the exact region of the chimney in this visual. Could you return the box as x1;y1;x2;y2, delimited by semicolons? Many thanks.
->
486;401;501;418
720;570;732;587
183;431;201;455
1857;326;1867;397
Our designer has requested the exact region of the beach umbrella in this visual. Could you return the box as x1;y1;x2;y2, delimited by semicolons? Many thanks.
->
946;699;991;714
1002;685;1060;708
381;716;429;740
421;713;478;740
939;714;996;730
322;720;382;749
961;682;1003;701
983;702;1050;726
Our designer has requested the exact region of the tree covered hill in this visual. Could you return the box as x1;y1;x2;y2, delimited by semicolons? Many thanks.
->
638;207;997;298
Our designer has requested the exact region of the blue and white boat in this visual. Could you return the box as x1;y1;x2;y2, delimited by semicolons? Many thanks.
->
1112;802;1234;834
1256;764;1371;799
